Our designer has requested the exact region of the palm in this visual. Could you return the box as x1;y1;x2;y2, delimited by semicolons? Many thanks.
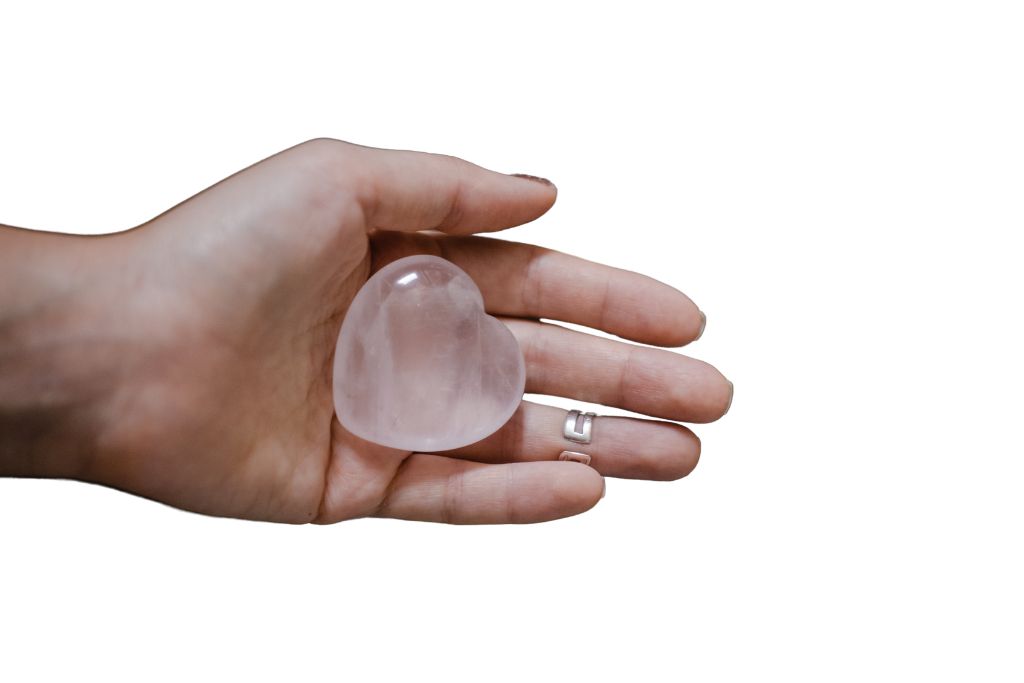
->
97;140;731;525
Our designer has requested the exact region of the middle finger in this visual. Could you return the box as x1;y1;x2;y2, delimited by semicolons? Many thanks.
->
503;317;733;424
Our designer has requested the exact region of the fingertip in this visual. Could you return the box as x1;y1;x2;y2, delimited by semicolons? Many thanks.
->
659;290;705;347
549;461;605;516
608;417;701;481
595;271;704;347
663;425;701;481
517;461;603;523
507;172;558;217
694;310;707;341
670;364;734;423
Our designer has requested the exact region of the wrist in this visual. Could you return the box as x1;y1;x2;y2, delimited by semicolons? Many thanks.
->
0;227;134;480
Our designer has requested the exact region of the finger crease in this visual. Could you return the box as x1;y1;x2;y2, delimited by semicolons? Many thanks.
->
436;178;466;231
520;243;544;315
504;465;517;523
500;406;526;462
596;273;613;333
443;466;466;524
618;344;638;408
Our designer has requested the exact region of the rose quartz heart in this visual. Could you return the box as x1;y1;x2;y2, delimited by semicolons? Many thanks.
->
332;255;525;452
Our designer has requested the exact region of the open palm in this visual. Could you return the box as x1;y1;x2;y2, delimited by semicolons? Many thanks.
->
88;139;731;524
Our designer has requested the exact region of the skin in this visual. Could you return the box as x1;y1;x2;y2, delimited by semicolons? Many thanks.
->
0;138;732;524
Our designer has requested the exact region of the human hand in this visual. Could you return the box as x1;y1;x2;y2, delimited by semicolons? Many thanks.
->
0;139;732;524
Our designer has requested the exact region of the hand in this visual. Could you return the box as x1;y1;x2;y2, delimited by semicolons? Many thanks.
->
0;139;732;524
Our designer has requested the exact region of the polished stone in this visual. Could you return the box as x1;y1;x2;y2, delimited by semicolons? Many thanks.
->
333;255;525;452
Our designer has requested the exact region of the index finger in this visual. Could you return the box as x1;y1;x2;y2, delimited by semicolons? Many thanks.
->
304;138;559;235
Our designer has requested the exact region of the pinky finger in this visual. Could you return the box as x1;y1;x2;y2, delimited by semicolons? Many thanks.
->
375;455;604;524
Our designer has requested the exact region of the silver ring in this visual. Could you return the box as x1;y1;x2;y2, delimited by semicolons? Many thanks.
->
563;409;596;444
559;450;592;465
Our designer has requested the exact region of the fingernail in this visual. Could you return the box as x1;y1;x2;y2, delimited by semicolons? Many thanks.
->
511;173;555;188
600;478;606;499
724;380;734;415
695;311;707;341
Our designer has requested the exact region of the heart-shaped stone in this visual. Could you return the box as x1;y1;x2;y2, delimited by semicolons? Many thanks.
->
332;255;525;452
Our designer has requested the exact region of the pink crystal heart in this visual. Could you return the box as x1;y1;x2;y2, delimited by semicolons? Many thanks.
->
332;255;526;452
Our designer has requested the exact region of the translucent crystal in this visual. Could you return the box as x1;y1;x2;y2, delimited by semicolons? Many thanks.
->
333;255;525;451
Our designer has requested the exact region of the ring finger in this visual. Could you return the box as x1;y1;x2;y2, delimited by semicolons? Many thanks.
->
440;400;701;480
441;319;730;479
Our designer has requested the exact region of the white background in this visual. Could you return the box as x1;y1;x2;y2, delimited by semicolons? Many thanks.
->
2;1;1022;680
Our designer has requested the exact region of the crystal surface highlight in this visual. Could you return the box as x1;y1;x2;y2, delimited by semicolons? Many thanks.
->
332;255;526;452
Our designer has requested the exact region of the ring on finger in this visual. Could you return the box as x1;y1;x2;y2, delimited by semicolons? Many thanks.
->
559;450;593;465
563;409;597;444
